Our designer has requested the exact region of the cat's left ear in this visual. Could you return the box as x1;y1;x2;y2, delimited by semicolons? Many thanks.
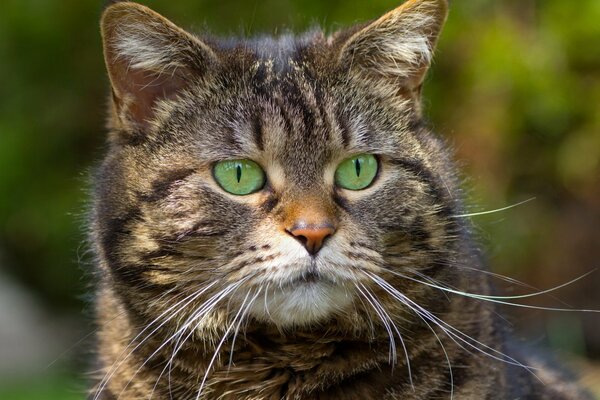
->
338;0;448;94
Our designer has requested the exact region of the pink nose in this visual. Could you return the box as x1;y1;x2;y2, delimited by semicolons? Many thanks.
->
287;223;336;255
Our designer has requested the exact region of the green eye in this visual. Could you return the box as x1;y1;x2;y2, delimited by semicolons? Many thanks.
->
335;154;378;190
213;159;266;195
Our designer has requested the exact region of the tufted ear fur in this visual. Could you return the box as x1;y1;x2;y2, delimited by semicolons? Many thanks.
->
101;2;217;131
338;0;448;95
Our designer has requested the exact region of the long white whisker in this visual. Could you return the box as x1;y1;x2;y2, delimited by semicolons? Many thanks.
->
93;283;217;400
357;283;413;389
157;279;251;397
362;273;452;398
452;264;546;288
132;279;248;399
354;283;397;365
452;198;535;218
151;290;232;400
195;288;259;399
444;265;574;307
383;267;599;310
141;290;233;399
228;288;262;370
366;272;538;375
352;285;377;338
414;300;539;378
405;268;452;301
263;282;275;324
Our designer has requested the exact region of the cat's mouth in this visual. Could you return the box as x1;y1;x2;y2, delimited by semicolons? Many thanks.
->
300;270;319;283
282;270;325;288
279;259;342;289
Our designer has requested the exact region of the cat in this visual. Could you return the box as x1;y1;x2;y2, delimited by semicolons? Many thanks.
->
89;0;593;398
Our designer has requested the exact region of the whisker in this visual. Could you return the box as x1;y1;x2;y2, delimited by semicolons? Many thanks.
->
354;283;397;365
93;283;217;400
156;278;251;397
381;267;600;311
228;289;262;370
127;278;249;399
366;272;538;374
128;287;232;399
351;283;377;338
195;288;261;399
262;282;274;323
361;273;452;398
449;264;572;307
451;198;536;218
405;267;451;302
357;282;414;389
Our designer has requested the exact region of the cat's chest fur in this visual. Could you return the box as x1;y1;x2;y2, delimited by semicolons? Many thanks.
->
94;286;503;400
90;0;592;399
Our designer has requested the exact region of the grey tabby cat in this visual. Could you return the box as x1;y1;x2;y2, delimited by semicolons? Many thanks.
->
90;0;593;398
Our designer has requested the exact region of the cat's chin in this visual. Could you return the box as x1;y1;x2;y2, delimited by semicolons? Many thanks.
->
247;280;353;327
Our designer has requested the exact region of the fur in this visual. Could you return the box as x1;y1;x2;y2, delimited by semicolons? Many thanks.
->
89;1;593;399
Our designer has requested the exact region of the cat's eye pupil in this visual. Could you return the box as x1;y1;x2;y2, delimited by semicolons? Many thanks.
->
355;159;361;177
236;164;242;183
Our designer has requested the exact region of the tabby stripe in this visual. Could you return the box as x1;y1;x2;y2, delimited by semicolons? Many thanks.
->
110;262;176;293
139;168;196;203
300;75;329;141
98;208;175;290
261;195;279;213
160;221;227;243
99;208;141;261
408;216;432;251
252;114;265;151
390;157;456;219
270;76;313;139
287;80;317;136
114;127;147;147
332;189;350;211
142;248;182;261
337;112;352;148
273;98;295;136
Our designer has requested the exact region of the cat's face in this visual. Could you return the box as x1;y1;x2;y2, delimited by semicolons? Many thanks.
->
96;0;458;330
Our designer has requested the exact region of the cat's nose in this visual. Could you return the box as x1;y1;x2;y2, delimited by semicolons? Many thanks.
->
287;223;336;255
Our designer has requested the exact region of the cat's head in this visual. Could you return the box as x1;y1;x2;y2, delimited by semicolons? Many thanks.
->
95;0;462;331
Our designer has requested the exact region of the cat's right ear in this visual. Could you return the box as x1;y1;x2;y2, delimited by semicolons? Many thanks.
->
101;2;217;132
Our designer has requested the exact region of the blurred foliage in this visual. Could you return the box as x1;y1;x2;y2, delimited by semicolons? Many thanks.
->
0;372;83;400
0;0;599;396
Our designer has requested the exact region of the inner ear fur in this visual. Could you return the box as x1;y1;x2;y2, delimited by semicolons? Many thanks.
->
101;2;218;130
338;0;448;92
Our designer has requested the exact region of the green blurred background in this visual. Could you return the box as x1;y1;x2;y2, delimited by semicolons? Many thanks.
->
0;0;598;398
